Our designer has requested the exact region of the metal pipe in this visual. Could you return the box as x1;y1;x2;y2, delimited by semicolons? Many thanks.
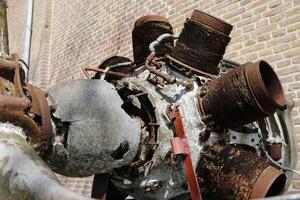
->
197;144;286;200
149;33;175;53
100;61;132;80
23;0;34;80
198;61;286;131
84;67;129;78
0;122;92;200
0;57;19;70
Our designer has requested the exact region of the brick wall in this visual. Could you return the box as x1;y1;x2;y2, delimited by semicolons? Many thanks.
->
6;0;27;57
6;0;300;197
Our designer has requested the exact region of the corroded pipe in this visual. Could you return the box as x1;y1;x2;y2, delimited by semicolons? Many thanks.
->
0;96;30;111
0;122;92;200
198;61;286;130
197;144;286;200
0;57;19;71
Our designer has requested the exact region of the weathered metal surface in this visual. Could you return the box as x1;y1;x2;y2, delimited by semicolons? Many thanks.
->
197;61;285;131
108;60;204;200
0;57;19;71
197;144;286;200
245;61;286;115
0;96;30;110
0;56;43;143
166;54;217;79
132;15;173;64
0;122;92;200
46;79;141;176
166;105;202;200
134;15;170;28
266;142;282;161
171;15;231;75
146;52;176;85
116;85;158;167
0;10;294;200
92;55;133;81
191;9;233;35
250;166;286;199
25;83;52;156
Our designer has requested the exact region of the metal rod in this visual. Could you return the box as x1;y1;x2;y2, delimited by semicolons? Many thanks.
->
84;67;129;78
166;54;217;79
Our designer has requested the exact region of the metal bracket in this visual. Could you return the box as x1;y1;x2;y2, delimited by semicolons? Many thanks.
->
166;104;202;200
171;137;189;156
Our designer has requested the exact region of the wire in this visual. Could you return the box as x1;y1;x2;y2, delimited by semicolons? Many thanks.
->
19;59;29;69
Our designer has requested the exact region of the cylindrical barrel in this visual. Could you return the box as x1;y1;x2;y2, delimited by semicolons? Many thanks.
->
198;60;286;130
197;144;286;200
191;10;233;35
266;142;282;161
170;10;232;75
132;15;173;64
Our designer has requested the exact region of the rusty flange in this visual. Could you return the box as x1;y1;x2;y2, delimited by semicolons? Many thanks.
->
250;166;286;199
245;61;286;116
191;9;233;35
25;83;52;154
134;15;170;28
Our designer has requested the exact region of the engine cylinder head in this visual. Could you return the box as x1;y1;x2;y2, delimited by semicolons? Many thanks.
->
132;15;173;64
170;10;232;75
197;60;285;130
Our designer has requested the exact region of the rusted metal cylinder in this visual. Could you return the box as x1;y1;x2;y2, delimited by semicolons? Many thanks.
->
266;142;282;161
197;144;286;200
191;10;233;35
170;10;232;75
198;61;286;130
132;15;173;64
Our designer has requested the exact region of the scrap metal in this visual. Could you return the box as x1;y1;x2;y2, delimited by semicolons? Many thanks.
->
166;104;202;200
0;8;297;200
132;15;173;64
170;10;232;75
197;61;286;131
198;144;286;199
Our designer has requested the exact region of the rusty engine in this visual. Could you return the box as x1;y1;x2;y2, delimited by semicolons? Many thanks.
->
0;9;297;200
